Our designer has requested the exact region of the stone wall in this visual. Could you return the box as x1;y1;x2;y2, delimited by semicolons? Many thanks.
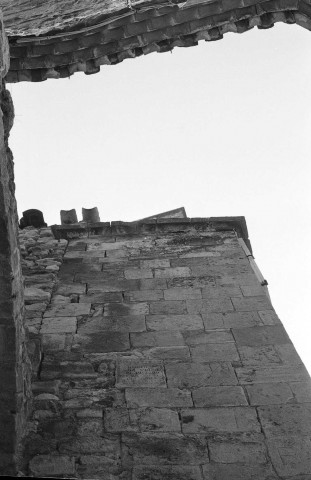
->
0;11;32;474
22;218;311;479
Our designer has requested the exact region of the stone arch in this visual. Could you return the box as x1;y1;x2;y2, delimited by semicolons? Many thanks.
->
2;0;311;83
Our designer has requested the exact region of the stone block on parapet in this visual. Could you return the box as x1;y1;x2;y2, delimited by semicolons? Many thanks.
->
60;209;78;225
82;207;100;223
111;221;139;235
51;222;111;240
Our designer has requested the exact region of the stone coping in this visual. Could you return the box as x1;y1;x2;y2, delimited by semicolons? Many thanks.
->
50;215;251;252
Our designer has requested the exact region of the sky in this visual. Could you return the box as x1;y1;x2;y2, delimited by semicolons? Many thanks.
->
7;22;311;373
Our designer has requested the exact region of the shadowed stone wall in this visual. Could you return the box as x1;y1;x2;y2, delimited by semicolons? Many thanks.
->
21;218;311;479
0;11;32;474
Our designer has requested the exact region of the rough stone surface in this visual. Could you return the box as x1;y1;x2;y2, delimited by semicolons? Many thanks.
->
12;220;311;478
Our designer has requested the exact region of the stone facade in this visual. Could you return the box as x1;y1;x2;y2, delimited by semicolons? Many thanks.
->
16;216;311;479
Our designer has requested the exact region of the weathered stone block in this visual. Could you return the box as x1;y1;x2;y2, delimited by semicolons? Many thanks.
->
238;345;281;366
201;286;241;298
218;311;262;328
258;404;311;436
164;288;202;300
149;301;187;315
72;332;130;353
104;302;149;316
122;432;208;465
28;455;76;477
231;296;272;311
140;259;170;268
236;365;310;384
275;344;302;364
208;434;268;464
146;314;203;331
166;362;237;388
125;290;164;302
143;346;190;362
124;268;153;279
59;433;121;456
132;465;203;480
202;463;277;480
116;359;166;388
258;309;281;325
78;315;146;333
189;293;235;313
193;386;248;407
167;275;216;288
181;407;260;434
183;330;234;345
87;279;140;293
130;331;184;348
266;436;311;476
41;316;77;334
240;285;266;297
154;267;191;278
129;408;181;432
79;292;123;303
24;287;50;304
290;381;311;403
125;388;193;407
139;278;167;290
77;455;126;479
190;343;239;362
232;325;290;346
41;334;66;352
55;283;86;296
246;382;294;405
44;303;91;317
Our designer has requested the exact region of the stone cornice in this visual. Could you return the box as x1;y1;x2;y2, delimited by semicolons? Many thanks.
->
51;215;252;253
2;0;309;82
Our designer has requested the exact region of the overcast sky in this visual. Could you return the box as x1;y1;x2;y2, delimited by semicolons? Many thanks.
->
7;22;311;373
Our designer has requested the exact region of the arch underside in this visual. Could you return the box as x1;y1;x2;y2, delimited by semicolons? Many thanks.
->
3;0;311;83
